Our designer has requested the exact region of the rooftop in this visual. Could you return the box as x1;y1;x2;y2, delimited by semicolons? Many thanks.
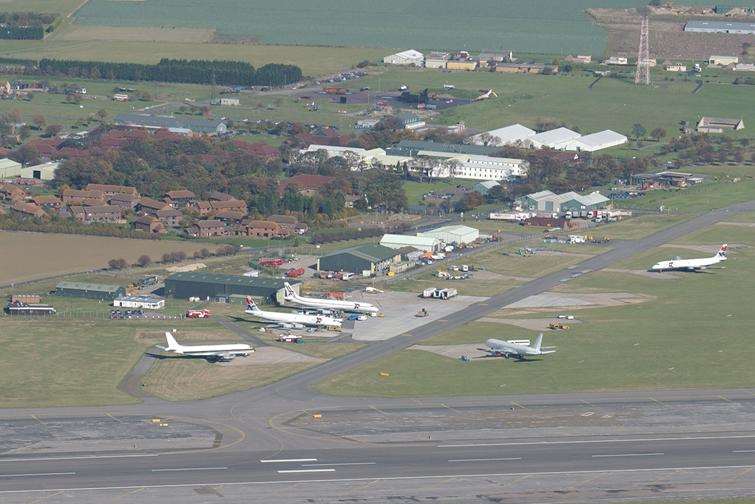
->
387;140;501;157
323;244;398;262
573;130;627;148
381;234;440;247
685;20;755;32
529;127;582;147
166;272;294;289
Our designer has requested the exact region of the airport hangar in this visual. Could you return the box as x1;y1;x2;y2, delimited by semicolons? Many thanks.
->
164;272;300;305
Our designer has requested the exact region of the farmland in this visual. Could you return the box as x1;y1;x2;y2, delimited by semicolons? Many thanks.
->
0;231;213;284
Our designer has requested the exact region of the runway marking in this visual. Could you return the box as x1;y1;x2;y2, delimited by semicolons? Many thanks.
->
7;465;755;494
0;454;159;463
437;433;755;448
151;467;227;472
648;397;665;406
277;469;336;474
733;450;755;453
719;395;733;403
106;412;122;423
591;452;664;458
448;457;522;463
369;405;390;416
260;458;318;463
0;472;76;478
301;462;376;467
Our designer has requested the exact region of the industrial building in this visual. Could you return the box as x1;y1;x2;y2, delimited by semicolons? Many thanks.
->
528;127;582;149
561;130;628;152
55;282;126;301
380;234;441;252
424;51;450;69
475;180;500;195
708;55;739;66
113;295;165;310
414;152;528;181
696;116;745;133
19;161;60;181
164;272;297;304
470;124;536;146
383;49;424;67
685;20;755;35
517;190;610;214
317;244;401;275
0;158;22;179
418;225;480;246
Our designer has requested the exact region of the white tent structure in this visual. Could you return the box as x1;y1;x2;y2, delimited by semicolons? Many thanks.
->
561;130;627;152
383;49;425;67
469;124;536;146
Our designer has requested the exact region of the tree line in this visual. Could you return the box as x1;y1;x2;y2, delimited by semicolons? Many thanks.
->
0;12;57;40
2;57;302;86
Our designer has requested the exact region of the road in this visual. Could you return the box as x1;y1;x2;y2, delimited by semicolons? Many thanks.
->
2;199;755;501
1;432;754;493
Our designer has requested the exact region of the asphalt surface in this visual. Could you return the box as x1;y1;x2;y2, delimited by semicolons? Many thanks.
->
1;432;754;493
2;199;755;500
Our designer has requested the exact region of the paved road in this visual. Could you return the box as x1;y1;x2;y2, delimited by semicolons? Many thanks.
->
1;431;754;493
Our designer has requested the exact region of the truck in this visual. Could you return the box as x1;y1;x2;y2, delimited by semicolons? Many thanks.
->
286;267;305;278
186;309;211;319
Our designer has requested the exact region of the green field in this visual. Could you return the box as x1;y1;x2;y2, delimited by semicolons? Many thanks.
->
316;221;755;397
0;0;84;15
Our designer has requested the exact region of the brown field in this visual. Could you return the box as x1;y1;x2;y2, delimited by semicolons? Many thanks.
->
0;231;212;284
57;25;216;43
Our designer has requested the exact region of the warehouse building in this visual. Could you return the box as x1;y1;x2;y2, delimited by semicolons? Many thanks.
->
418;225;480;246
164;272;297;305
19;161;60;181
528;127;582;149
696;116;745;133
469;123;536;146
380;234;441;252
383;49;424;67
0;158;22;179
685;20;755;35
517;190;610;214
55;282;126;300
317;244;401;275
561;130;628;152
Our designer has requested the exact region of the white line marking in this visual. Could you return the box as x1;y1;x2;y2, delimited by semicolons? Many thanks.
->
5;465;755;494
151;467;227;472
301;462;376;467
592;453;664;458
438;434;755;448
277;469;335;474
448;457;522;463
260;458;318;464
0;454;159;463
0;472;76;478
733;450;755;453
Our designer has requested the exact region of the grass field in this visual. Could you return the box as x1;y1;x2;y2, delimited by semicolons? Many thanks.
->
0;0;84;15
0;231;214;284
316;221;755;397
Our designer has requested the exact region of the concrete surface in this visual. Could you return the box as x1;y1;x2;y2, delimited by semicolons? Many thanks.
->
506;292;650;310
222;346;323;367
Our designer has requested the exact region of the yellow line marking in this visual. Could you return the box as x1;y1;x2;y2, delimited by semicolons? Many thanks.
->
719;395;733;403
106;412;122;422
369;405;390;416
648;397;665;406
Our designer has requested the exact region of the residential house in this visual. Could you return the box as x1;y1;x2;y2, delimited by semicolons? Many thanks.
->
11;201;47;219
269;214;309;235
137;197;170;216
60;188;105;206
108;193;140;210
207;190;235;201
190;200;212;216
132;215;165;235
69;205;125;224
165;189;197;208
209;198;248;216
189;219;227;238
211;208;247;223
86;184;139;199
156;207;183;228
236;220;289;238
696;116;745;133
278;174;336;197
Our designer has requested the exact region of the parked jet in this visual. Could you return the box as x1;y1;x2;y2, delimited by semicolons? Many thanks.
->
283;282;380;315
485;334;556;360
156;332;253;362
650;244;728;272
245;297;342;330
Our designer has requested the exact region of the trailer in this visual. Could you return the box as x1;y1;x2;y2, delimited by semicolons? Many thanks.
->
4;302;56;316
421;287;457;300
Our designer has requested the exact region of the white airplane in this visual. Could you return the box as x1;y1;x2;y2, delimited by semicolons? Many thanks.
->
245;297;342;330
283;282;380;315
485;334;556;360
650;244;728;272
156;332;253;362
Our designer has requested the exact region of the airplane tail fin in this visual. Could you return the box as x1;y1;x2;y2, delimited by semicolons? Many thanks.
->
283;282;296;299
165;332;180;351
534;333;543;352
717;244;728;258
245;296;260;312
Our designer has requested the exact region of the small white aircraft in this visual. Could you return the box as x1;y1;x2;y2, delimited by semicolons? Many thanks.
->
245;297;342;330
156;332;253;362
650;244;728;272
485;334;556;361
283;282;380;315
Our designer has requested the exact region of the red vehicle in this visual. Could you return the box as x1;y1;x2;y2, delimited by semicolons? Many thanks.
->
186;309;211;319
326;291;345;300
286;267;305;278
259;257;285;267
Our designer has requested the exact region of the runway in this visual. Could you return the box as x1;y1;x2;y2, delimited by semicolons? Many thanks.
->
1;432;754;493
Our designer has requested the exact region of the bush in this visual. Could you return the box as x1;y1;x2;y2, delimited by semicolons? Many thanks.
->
215;244;239;256
135;255;151;267
108;258;128;270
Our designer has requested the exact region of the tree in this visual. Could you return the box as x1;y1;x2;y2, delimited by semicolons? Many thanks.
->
135;254;151;267
96;109;108;121
43;124;62;137
13;144;39;165
650;127;667;142
31;114;46;129
108;258;128;270
632;123;647;140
